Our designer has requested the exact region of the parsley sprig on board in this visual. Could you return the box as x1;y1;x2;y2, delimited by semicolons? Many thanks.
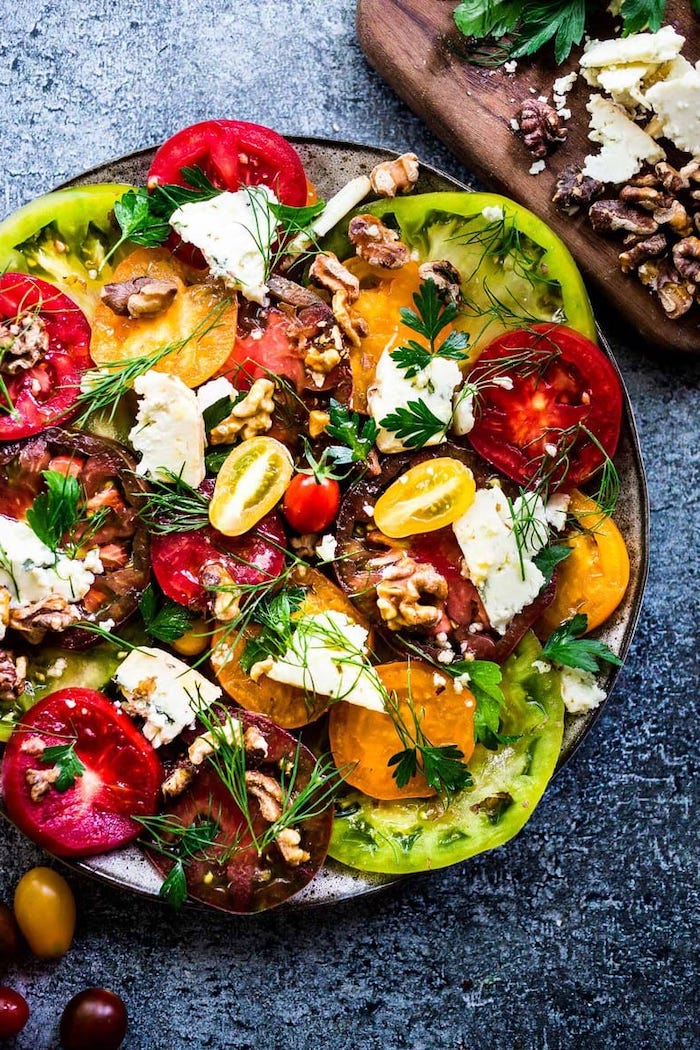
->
453;1;667;66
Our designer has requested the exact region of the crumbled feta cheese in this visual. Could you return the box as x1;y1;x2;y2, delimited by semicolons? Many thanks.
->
113;647;222;748
432;673;447;688
560;666;606;714
171;186;278;304
482;204;505;223
529;160;546;175
129;370;206;488
644;64;700;155
509;118;520;131
46;658;68;679
581;26;685;74
368;349;462;454
452;384;476;436
504;60;517;74
532;659;552;675
557;107;572;121
553;71;577;97
315;534;338;562
196;376;235;413
362;503;375;518
261;610;386;713
0;516;103;639
583;95;665;183
437;649;455;664
545;493;571;532
452;488;549;635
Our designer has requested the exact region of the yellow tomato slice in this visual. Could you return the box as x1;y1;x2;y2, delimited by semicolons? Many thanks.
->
211;566;374;728
537;490;630;636
374;457;476;538
209;437;294;537
90;247;238;388
329;662;475;801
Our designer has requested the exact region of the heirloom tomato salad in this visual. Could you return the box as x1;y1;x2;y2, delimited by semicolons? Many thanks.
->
0;121;631;913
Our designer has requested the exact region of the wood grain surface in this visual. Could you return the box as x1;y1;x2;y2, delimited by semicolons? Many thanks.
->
356;0;700;353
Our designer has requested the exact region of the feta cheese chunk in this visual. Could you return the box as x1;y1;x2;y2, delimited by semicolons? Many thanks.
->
644;64;700;156
0;516;103;639
261;610;386;713
583;95;665;183
196;375;236;413
170;186;278;304
581;26;685;75
368;348;462;454
129;370;206;487
113;647;222;747
451;384;476;436
560;666;606;714
452;487;549;635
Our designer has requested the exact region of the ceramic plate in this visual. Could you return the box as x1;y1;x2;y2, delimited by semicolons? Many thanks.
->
1;139;649;909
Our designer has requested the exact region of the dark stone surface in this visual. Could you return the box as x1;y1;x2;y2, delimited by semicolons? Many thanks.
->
0;2;698;1048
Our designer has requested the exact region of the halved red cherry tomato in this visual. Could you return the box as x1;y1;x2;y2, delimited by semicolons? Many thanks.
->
282;474;341;534
151;511;286;610
0;273;91;440
2;688;162;857
146;710;333;913
147;120;308;206
467;324;623;487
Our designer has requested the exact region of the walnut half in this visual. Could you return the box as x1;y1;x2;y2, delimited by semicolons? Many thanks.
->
375;555;448;631
209;378;275;445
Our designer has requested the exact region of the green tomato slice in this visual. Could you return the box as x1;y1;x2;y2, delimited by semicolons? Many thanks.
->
325;191;596;354
328;632;564;875
0;184;133;317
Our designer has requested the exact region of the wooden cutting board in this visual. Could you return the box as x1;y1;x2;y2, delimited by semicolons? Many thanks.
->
356;0;700;353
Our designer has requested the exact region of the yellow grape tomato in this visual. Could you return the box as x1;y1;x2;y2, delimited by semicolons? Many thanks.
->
209;437;294;537
14;866;76;960
374;457;476;538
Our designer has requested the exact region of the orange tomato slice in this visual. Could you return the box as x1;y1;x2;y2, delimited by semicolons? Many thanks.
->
90;247;238;388
329;662;475;801
210;565;375;729
537;490;630;636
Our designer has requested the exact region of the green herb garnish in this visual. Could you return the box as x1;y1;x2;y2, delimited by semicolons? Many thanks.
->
39;742;86;792
325;399;379;465
379;398;448;450
541;613;623;673
139;584;195;643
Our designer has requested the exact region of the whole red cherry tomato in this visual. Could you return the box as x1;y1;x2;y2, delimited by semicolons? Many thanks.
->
59;988;127;1050
282;473;341;534
0;987;29;1038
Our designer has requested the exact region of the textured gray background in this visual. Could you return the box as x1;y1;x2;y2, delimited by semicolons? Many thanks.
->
0;1;699;1048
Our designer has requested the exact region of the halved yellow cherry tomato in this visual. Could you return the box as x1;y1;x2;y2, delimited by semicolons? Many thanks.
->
329;662;475;801
209;437;294;537
374;457;476;538
89;246;238;388
537;490;630;636
14;866;76;960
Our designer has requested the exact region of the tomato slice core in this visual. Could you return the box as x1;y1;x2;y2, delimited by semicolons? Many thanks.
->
0;274;91;440
2;688;162;857
467;324;623;487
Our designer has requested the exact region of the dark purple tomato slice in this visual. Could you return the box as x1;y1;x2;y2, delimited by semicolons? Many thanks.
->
333;443;555;662
2;688;162;857
151;511;286;611
0;273;92;440
146;710;333;913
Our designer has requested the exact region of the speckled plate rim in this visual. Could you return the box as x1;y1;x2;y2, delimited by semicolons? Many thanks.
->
1;137;649;913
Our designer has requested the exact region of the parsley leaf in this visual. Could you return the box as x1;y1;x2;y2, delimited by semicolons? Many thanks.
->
533;543;572;582
454;0;521;39
159;860;188;909
392;279;469;378
541;613;623;673
620;0;666;34
26;469;81;553
385;690;472;799
325;399;379;465
449;659;516;751
40;742;86;792
268;199;325;236
455;0;592;66
201;393;241;434
139;584;195;643
379;398;448;449
239;587;306;673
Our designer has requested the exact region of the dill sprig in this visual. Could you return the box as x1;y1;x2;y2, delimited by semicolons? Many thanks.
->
136;811;236;909
135;469;210;534
75;298;231;425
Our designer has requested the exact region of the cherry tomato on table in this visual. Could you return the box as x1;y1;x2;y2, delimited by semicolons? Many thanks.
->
0;987;29;1038
0;273;92;441
282;472;341;534
60;989;127;1050
2;689;162;857
147;119;308;206
467;324;623;488
13;866;76;959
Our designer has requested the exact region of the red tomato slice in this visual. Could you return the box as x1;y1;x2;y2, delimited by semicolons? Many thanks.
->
1;688;162;857
0;274;91;440
467;324;623;487
146;710;333;913
218;308;306;392
147;120;308;206
151;511;286;610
